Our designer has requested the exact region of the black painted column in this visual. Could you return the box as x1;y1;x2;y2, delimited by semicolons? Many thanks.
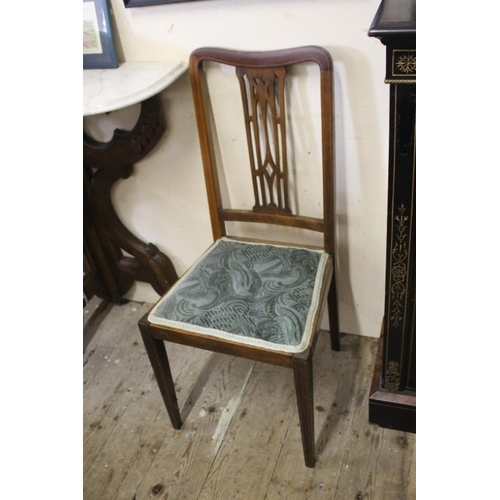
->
368;0;416;433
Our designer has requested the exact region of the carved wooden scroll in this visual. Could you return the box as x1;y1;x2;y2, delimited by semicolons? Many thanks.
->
83;95;178;302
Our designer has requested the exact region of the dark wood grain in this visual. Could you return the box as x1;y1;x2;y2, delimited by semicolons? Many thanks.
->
189;46;335;247
138;316;182;430
293;353;316;467
83;95;179;303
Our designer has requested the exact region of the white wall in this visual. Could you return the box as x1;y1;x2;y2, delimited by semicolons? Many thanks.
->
84;0;389;338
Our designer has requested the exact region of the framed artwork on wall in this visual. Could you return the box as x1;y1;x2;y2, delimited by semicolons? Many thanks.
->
83;0;119;69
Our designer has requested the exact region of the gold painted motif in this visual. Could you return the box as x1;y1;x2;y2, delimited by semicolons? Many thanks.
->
396;55;416;74
385;79;416;84
391;50;416;77
390;204;409;327
385;360;401;391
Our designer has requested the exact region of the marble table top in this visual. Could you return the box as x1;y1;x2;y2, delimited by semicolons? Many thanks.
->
83;60;188;116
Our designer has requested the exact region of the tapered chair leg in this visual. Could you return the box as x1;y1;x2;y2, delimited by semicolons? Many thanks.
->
138;319;182;429
293;353;316;468
328;276;341;352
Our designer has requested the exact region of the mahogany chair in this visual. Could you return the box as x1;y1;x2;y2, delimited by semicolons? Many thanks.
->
138;46;339;468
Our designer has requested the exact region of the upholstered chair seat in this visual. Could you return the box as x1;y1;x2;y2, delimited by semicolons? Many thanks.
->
149;238;329;353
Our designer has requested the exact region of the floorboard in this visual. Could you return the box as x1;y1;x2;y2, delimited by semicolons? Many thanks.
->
83;301;416;500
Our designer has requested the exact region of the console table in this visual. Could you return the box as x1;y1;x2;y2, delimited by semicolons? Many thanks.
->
368;0;416;432
83;61;187;303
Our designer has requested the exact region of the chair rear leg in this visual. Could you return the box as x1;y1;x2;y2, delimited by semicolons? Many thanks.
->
138;320;182;429
328;276;341;351
293;354;316;468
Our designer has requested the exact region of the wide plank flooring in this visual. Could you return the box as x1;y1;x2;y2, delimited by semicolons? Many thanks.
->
83;299;416;500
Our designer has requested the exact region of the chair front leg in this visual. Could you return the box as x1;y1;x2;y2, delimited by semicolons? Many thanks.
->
292;353;316;468
138;319;182;430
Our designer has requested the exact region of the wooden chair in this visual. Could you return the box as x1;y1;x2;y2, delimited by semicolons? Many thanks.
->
138;46;339;468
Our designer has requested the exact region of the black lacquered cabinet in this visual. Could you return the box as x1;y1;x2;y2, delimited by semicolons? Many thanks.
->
368;0;416;433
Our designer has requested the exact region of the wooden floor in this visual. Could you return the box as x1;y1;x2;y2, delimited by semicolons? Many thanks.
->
83;300;416;500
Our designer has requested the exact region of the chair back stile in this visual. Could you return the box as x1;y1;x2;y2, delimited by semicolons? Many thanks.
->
189;46;335;255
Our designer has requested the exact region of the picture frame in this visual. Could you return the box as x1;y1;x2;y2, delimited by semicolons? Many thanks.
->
124;0;200;7
83;0;119;69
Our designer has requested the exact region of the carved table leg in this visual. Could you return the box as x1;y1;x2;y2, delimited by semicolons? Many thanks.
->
83;95;178;303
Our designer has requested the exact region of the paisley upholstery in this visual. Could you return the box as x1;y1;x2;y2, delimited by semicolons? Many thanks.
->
148;238;329;353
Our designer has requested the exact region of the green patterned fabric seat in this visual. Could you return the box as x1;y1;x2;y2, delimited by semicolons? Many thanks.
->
149;238;329;353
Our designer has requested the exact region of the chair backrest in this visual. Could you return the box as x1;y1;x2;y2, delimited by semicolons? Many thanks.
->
189;46;335;255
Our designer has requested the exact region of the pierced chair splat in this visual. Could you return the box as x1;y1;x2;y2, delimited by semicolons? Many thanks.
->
138;45;340;468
